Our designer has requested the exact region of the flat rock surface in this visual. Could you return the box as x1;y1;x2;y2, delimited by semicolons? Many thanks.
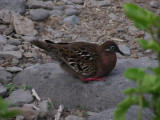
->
13;58;157;112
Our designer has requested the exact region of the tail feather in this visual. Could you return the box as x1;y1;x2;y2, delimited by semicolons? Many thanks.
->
31;40;54;52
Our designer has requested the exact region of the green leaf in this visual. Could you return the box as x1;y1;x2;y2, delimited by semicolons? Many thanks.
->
114;96;137;120
124;68;146;81
2;110;22;118
123;88;137;95
154;67;160;75
123;3;157;30
138;39;160;52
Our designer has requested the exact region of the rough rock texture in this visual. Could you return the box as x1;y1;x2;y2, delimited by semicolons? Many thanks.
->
88;106;153;120
0;0;26;14
0;69;13;84
13;58;157;112
0;83;7;96
5;89;33;106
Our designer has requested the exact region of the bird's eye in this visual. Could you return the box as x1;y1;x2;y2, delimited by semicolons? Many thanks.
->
110;46;115;50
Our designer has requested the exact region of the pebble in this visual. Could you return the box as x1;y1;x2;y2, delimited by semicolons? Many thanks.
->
38;100;49;118
0;51;22;59
150;1;159;8
3;44;19;51
0;0;26;14
144;32;152;41
108;13;117;20
52;30;63;38
21;36;38;42
0;25;8;34
53;6;64;10
50;10;63;16
71;0;84;4
0;69;13;84
3;27;14;35
11;59;19;66
23;52;35;58
65;8;80;16
0;83;7;96
6;67;23;73
0;35;7;45
7;39;22;46
128;26;139;36
29;9;50;21
5;89;33;106
65;115;85;120
76;37;89;42
63;0;73;5
97;0;111;7
16;115;24;120
27;0;53;9
64;15;79;25
118;45;131;55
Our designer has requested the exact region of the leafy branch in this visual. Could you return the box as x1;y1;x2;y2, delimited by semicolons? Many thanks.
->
114;3;160;120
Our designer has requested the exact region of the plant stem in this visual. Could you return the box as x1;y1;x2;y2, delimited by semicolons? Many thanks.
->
138;93;143;120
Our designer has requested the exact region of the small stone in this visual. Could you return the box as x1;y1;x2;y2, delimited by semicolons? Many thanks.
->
51;30;63;38
38;100;49;118
0;0;26;14
65;5;76;9
65;115;85;120
128;26;139;36
108;13;117;20
124;35;132;41
135;31;145;38
3;27;14;35
0;35;7;45
64;15;79;25
0;25;8;34
50;10;63;16
53;6;64;10
0;69;13;84
71;0;84;4
76;37;88;42
23;52;35;58
10;106;39;120
137;52;144;58
0;83;7;96
3;44;19;51
29;9;50;21
21;36;38;42
6;67;23;73
11;59;19;66
118;45;131;55
150;1;159;8
144;32;152;41
16;115;24;120
63;0;73;5
65;8;80;16
27;0;53;9
7;39;22;45
116;27;124;32
98;0;111;7
0;51;22;59
5;89;33;106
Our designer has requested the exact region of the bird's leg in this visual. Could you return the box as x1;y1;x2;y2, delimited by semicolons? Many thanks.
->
82;77;107;82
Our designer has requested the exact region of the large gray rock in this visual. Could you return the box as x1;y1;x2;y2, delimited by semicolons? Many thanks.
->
13;58;157;112
0;69;13;84
0;51;22;59
29;9;50;21
0;0;26;14
5;89;33;106
0;83;7;96
88;106;153;120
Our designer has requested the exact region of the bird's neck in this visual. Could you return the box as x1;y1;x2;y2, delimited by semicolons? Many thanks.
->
100;52;117;65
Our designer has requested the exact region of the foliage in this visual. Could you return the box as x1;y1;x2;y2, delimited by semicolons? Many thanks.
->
4;83;32;93
114;3;160;120
0;97;21;119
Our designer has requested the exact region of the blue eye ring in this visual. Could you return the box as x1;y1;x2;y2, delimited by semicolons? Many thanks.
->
110;46;115;50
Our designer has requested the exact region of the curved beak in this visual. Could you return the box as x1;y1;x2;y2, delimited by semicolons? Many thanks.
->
117;49;124;56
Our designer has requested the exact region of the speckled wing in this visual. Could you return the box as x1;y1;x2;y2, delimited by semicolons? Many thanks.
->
54;43;98;76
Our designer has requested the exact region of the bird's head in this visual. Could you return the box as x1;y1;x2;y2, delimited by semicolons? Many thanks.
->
101;41;124;56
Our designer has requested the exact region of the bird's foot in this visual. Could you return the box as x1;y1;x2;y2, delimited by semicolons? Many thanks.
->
82;77;107;82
